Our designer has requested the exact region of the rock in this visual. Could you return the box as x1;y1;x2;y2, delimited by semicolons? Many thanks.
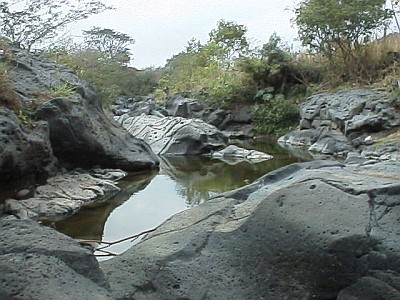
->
280;89;400;157
337;271;400;300
6;46;159;172
211;145;273;163
0;219;112;299
115;114;228;155
2;170;124;221
345;152;367;165
101;160;400;299
0;107;57;181
112;96;168;118
308;129;352;155
278;128;322;146
165;93;206;120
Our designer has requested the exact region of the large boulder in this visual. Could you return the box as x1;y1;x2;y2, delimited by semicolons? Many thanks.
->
211;144;273;163
2;169;126;221
101;160;400;299
165;93;207;120
112;96;168;118
4;46;159;171
115;114;228;155
0;219;112;299
280;89;400;157
0;107;56;181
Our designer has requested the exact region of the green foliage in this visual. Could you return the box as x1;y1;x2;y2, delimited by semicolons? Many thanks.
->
48;48;159;105
50;82;75;98
157;20;257;104
83;27;134;62
294;0;393;82
0;0;112;51
252;95;299;136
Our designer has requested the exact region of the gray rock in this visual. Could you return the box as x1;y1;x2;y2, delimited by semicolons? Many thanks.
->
299;118;312;129
337;272;400;300
112;96;168;118
2;170;123;221
0;219;112;299
345;152;367;165
211;145;273;163
278;128;322;146
101;160;400;299
281;89;400;157
116;115;228;155
165;93;206;120
6;47;159;172
308;130;352;155
0;107;57;181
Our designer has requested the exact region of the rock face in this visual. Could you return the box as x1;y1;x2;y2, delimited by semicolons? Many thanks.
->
101;160;400;299
279;89;400;156
211;144;273;163
2;169;126;221
0;107;56;181
0;219;112;299
115;114;228;155
4;46;159;172
112;93;255;139
112;96;168;118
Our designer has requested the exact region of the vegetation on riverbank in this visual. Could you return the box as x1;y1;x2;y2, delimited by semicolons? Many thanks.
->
0;0;400;135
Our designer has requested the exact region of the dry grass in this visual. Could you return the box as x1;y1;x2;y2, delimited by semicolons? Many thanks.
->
293;33;400;88
0;63;20;110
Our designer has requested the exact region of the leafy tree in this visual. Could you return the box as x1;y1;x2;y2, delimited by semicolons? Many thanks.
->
294;0;392;81
295;0;391;56
83;27;134;63
208;19;249;68
0;0;112;51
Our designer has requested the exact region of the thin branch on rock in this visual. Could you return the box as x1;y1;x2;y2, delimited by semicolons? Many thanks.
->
77;227;158;257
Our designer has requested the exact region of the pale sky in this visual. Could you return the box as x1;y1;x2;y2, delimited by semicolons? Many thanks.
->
73;0;299;69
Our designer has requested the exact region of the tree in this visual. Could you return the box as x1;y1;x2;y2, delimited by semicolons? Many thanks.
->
0;0;112;51
294;0;392;79
83;27;134;63
208;19;249;67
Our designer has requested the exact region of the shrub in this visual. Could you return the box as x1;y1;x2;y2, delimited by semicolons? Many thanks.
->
252;94;299;136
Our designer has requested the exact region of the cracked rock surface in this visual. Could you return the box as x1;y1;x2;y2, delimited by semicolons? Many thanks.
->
2;169;126;221
115;114;228;155
101;160;400;299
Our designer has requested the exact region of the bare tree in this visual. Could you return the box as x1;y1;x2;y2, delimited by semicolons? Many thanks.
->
0;0;113;51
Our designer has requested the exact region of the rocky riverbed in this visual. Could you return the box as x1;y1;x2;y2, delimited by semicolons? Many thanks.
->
1;46;400;299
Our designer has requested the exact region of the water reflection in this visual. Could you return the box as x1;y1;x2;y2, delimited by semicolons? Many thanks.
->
53;141;311;258
54;171;157;241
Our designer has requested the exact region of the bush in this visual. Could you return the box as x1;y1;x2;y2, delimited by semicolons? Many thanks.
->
252;94;299;136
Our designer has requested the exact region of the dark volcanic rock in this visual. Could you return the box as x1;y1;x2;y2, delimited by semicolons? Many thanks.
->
280;89;400;158
101;160;400;299
0;219;112;299
34;96;159;171
5;46;159;171
0;107;56;181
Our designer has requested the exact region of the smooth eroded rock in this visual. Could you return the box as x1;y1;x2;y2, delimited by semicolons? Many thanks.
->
0;219;112;299
101;160;400;299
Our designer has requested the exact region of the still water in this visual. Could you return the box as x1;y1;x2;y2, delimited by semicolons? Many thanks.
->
53;141;312;259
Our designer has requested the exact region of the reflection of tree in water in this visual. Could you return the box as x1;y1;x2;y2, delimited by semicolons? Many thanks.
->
176;184;212;206
160;143;311;206
53;170;158;240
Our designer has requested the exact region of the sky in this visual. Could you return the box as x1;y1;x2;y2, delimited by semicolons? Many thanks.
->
73;0;299;69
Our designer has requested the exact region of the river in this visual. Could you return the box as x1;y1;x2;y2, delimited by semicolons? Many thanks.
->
50;140;311;260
